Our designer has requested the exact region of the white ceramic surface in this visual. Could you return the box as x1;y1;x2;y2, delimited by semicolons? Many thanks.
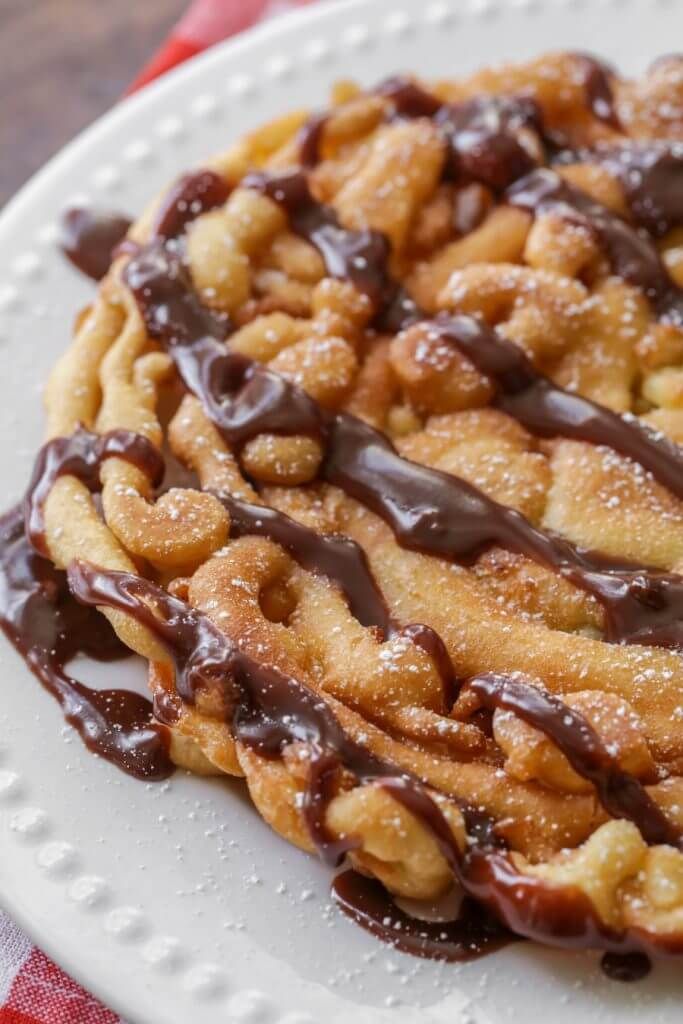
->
1;1;682;1021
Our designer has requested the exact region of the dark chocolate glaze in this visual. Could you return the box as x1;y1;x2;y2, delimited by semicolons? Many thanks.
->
67;561;683;960
381;79;542;191
462;844;683;956
601;951;652;981
243;170;394;311
467;673;680;848
377;76;443;119
0;507;172;780
332;869;515;961
124;241;683;653
561;143;683;237
60;207;132;281
574;54;620;129
324;411;683;651
508;168;683;322
124;241;321;446
24;426;165;557
430;314;683;502
298;112;329;169
152;170;230;241
436;96;542;191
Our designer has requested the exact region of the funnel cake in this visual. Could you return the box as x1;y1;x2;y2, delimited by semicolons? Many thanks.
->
5;51;683;972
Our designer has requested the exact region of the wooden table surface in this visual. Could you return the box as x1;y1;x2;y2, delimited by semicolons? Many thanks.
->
0;0;187;208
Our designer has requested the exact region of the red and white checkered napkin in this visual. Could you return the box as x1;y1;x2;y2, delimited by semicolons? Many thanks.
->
0;2;320;1020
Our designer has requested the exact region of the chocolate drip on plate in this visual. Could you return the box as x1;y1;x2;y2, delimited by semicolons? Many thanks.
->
508;168;683;322
332;869;514;962
0;507;172;780
467;673;681;848
601;951;652;982
59;207;132;281
24;425;164;557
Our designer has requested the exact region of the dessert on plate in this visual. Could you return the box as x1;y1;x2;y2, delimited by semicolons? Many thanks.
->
5;51;683;976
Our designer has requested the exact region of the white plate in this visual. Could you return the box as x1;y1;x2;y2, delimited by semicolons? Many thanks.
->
1;1;682;1021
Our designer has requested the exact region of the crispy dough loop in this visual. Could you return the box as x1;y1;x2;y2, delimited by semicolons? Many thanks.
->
45;287;125;439
98;289;229;571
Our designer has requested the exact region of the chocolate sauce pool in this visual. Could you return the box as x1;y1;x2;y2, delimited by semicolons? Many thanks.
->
332;869;514;962
601;951;652;982
0;506;172;780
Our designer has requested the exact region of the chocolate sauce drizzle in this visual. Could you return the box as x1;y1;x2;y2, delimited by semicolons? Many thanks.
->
297;112;329;169
17;62;683;969
124;237;683;653
244;170;395;312
380;77;543;191
24;425;165;557
466;673;681;848
152;169;230;241
574;54;620;129
216;491;454;706
0;507;172;780
66;561;682;961
59;207;132;282
435;96;542;191
377;76;443;119
508;168;683;323
429;314;683;502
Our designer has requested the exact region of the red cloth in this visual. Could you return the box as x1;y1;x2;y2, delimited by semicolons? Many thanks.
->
0;1;320;1019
